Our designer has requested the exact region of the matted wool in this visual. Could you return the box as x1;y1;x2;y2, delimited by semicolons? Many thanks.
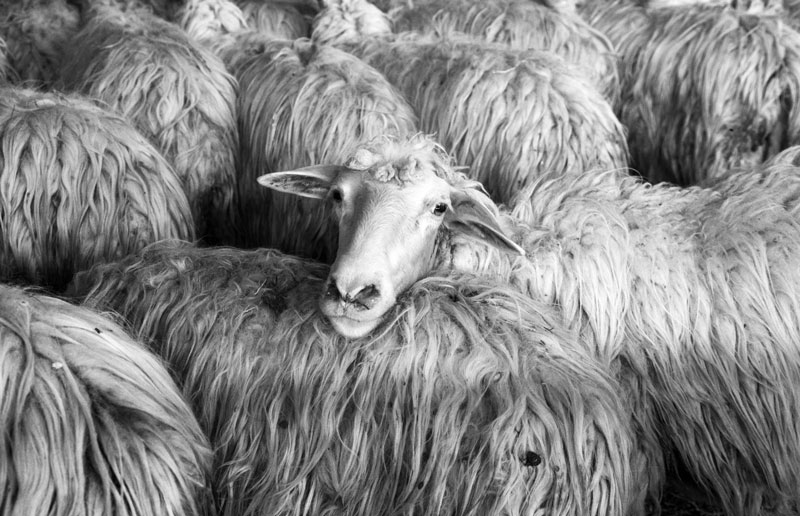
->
315;25;629;205
238;0;311;39
68;240;641;516
0;0;79;86
383;0;620;104
0;283;212;515
0;87;194;291
610;3;800;185
59;7;238;245
217;33;417;260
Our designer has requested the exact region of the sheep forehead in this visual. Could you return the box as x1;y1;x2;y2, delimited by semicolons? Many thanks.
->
344;139;451;186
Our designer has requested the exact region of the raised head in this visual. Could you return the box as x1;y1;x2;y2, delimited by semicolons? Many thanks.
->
258;135;523;338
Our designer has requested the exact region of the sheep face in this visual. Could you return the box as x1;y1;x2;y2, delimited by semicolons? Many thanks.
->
258;138;523;339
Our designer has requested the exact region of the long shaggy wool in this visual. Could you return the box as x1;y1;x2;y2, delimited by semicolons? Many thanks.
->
595;2;800;185
0;87;194;291
314;15;629;205
0;283;212;515
380;0;621;104
217;33;418;260
0;0;80;86
238;0;311;39
59;7;238;245
67;240;642;516
454;157;800;515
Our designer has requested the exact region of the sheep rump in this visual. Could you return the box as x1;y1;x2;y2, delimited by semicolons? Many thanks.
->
217;33;417;260
68;240;642;516
0;87;194;291
59;6;238;244
0;283;212;515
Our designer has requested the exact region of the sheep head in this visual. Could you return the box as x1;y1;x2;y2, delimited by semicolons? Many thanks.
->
258;135;523;339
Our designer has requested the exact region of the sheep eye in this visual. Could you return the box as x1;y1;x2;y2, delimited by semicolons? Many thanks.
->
330;189;343;202
432;203;448;216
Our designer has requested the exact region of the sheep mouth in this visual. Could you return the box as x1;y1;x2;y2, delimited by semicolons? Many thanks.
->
324;313;384;339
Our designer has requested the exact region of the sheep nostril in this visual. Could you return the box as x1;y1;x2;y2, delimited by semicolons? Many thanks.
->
351;284;380;310
325;279;342;301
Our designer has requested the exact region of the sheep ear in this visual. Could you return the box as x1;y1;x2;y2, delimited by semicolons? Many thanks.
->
445;188;526;256
257;165;342;199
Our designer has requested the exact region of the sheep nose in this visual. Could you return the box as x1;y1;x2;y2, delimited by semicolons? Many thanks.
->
325;277;381;310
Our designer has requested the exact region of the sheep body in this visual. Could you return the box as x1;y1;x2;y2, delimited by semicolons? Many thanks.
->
586;1;800;184
465;150;800;515
0;283;212;515
68;240;643;516
0;87;194;291
59;6;238;244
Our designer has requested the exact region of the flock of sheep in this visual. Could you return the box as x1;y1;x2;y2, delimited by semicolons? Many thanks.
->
3;0;800;515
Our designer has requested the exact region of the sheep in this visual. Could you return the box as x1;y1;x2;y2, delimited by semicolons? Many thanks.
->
0;283;212;515
58;4;239;245
0;0;80;86
258;133;800;515
203;30;418;260
583;0;800;185
0;87;194;292
237;0;312;39
67;239;644;516
372;0;620;104
312;0;629;206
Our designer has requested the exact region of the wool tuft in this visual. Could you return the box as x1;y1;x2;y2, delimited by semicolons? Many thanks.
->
68;240;642;516
218;32;418;260
0;87;194;291
59;6;239;245
0;283;212;515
